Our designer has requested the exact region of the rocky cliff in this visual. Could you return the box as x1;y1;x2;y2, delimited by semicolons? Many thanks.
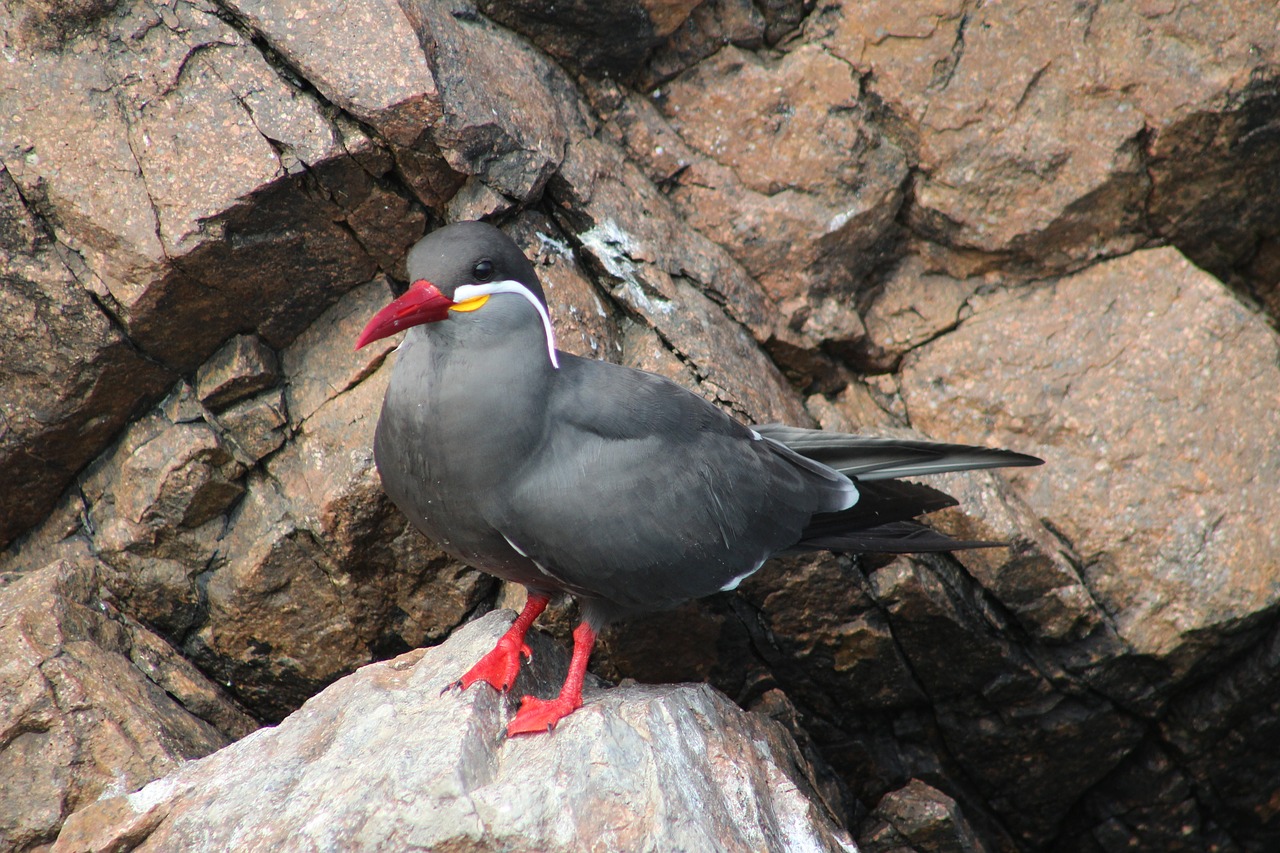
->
2;1;1279;851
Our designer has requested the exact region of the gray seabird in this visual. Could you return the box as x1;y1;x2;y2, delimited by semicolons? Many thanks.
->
356;221;1042;736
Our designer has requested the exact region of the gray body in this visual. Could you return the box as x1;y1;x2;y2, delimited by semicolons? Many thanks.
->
373;223;1040;628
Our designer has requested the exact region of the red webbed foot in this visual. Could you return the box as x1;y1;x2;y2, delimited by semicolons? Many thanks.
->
507;693;583;735
455;635;531;692
445;592;549;695
505;621;597;737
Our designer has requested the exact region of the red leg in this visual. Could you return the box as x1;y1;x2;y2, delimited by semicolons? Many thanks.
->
507;621;597;736
453;592;550;692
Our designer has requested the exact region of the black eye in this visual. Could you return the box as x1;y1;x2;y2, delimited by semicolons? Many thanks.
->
473;259;494;282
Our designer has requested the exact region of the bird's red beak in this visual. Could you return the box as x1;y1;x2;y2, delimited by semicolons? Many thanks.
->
356;280;455;349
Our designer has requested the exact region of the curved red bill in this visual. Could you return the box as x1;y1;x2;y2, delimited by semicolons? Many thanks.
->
356;280;455;350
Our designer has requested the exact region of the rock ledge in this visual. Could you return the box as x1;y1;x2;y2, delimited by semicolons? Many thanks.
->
55;611;855;853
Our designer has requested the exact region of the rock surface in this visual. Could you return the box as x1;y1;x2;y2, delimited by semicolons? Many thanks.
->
53;611;855;853
901;248;1280;684
3;1;1280;851
0;560;254;852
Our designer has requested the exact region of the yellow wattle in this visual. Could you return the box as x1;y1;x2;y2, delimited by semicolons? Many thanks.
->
449;294;490;313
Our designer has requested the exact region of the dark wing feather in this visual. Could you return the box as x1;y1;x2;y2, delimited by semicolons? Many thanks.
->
485;356;852;617
753;424;1042;480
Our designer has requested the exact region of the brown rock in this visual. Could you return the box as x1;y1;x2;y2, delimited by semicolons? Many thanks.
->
6;2;1280;850
0;0;427;548
213;388;290;464
811;0;1280;281
0;165;174;550
658;44;906;291
402;1;578;203
54;611;855;853
220;0;441;148
194;334;279;412
900;248;1280;683
0;560;253;853
189;280;492;720
811;1;1148;266
605;44;909;350
858;255;983;373
551;134;810;424
73;386;244;641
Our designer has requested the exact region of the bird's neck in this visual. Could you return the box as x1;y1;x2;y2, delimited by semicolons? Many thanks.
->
390;321;557;463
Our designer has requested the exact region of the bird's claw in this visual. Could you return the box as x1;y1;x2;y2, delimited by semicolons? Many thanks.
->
453;638;532;694
506;693;582;736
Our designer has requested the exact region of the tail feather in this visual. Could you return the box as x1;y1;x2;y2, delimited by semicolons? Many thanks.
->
757;424;1041;555
754;424;1042;481
805;479;958;534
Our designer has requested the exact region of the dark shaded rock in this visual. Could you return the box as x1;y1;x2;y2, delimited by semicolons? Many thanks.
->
1158;618;1280;849
479;0;701;78
0;560;254;853
1055;740;1210;853
742;553;925;713
5;0;118;48
868;554;1142;847
402;0;579;204
642;0;768;86
860;779;989;853
0;164;175;551
194;334;279;412
54;611;855;853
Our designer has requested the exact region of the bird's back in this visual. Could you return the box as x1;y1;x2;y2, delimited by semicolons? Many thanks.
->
485;354;859;620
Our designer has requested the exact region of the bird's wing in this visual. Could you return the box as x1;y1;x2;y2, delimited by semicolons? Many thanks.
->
753;424;1043;480
483;357;846;617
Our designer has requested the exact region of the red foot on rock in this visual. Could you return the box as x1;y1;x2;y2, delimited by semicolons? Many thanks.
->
505;620;597;737
507;693;583;736
447;592;549;694
456;636;531;692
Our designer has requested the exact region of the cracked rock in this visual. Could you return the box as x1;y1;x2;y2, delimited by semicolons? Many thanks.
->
54;611;855;853
5;2;1280;851
901;248;1280;688
194;334;280;412
0;559;254;853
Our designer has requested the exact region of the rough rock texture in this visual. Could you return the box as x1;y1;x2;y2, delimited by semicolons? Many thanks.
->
4;1;1280;851
0;560;255;852
52;611;855;853
860;780;989;853
900;249;1280;685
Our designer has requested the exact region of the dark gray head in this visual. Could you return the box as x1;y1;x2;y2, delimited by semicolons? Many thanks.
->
406;221;546;305
357;222;558;366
